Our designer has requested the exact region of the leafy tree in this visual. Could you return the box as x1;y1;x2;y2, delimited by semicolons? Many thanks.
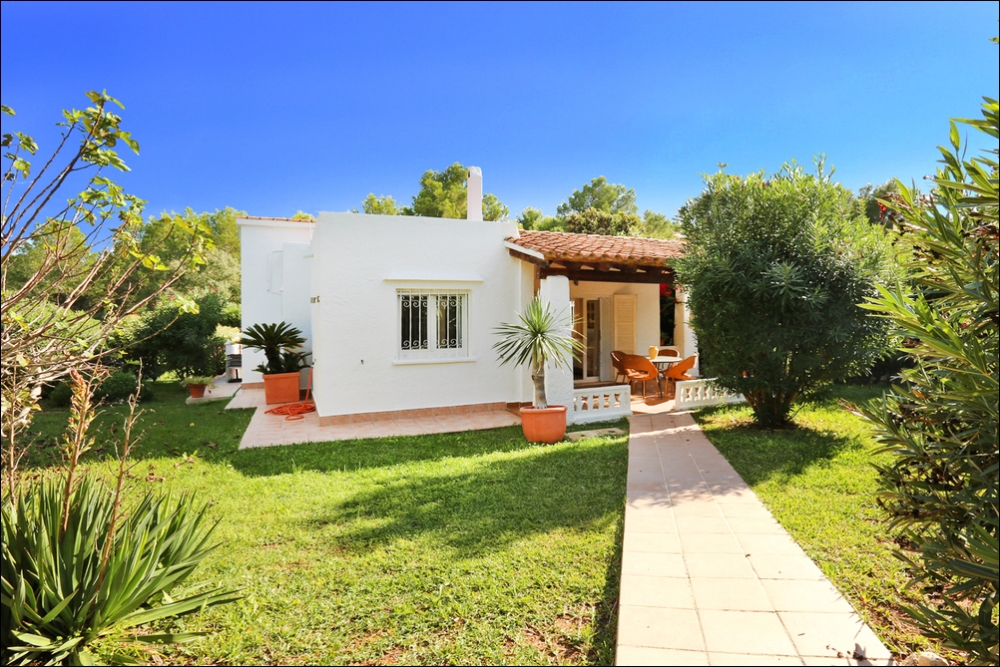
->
1;95;232;661
556;176;638;217
362;193;400;215
290;210;315;221
409;162;509;221
516;206;563;231
857;179;903;227
516;207;544;229
126;291;228;379
639;209;678;239
359;163;509;221
860;85;998;663
4;220;94;300
676;160;897;427
2;92;210;484
411;163;468;218
564;207;640;236
169;246;241;303
482;193;509;222
93;207;243;308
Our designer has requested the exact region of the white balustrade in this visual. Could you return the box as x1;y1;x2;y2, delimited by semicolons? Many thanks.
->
674;378;745;410
569;385;632;424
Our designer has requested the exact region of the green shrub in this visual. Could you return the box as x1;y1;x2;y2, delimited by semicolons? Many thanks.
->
47;372;153;408
95;370;153;404
676;160;899;426
861;85;998;663
1;475;238;665
46;382;72;408
219;301;241;328
127;291;228;378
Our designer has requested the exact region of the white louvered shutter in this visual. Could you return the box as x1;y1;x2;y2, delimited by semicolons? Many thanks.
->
613;294;637;354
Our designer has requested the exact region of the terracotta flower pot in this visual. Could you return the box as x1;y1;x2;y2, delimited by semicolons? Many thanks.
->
263;371;300;405
519;405;568;444
187;384;207;399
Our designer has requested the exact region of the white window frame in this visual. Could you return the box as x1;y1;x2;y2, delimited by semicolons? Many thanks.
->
397;289;471;361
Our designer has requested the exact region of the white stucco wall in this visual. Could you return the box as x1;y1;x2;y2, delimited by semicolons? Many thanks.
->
539;275;574;410
310;213;525;418
237;218;315;385
673;287;700;377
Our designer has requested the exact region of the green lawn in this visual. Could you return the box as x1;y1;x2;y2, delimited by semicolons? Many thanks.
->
23;382;628;665
694;385;948;659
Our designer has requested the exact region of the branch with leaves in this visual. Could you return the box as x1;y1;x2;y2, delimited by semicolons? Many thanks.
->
1;92;212;484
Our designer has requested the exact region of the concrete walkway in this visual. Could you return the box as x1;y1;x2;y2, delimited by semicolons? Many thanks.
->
617;412;895;666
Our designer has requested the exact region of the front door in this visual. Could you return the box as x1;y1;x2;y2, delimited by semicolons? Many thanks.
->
582;298;601;382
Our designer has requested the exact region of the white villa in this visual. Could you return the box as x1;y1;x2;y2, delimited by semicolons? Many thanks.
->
236;168;702;426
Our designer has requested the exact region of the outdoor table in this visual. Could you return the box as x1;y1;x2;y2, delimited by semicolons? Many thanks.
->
649;354;682;370
648;355;682;396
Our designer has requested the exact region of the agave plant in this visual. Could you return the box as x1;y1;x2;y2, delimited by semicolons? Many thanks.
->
493;296;582;409
1;476;239;665
239;322;309;375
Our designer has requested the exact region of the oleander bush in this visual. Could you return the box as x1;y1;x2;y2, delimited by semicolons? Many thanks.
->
861;73;998;663
676;159;899;427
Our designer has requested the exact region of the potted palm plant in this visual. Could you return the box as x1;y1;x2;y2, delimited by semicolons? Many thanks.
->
493;296;583;443
239;322;310;405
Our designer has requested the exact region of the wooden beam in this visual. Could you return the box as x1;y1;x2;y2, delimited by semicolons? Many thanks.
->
542;267;675;284
507;247;550;268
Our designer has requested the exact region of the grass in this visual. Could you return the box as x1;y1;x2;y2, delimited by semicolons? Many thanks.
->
693;385;949;659
21;382;628;665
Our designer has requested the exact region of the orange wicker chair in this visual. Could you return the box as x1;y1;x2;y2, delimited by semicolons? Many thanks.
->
611;350;628;384
655;347;679;358
622;354;662;398
663;354;697;396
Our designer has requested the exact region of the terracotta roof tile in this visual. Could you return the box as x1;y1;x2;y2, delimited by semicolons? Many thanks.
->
509;230;684;266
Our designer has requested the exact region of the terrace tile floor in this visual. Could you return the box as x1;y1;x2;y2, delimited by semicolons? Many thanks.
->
227;387;521;449
617;412;895;666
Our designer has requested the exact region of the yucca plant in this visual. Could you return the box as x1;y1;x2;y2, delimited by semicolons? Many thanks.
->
1;478;238;666
1;371;238;666
493;296;582;409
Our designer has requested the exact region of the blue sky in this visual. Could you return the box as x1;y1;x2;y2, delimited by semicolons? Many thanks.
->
2;1;997;221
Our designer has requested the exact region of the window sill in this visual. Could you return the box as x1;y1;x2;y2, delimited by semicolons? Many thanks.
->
392;357;477;366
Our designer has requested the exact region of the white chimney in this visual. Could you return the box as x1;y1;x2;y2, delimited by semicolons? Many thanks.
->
466;166;483;221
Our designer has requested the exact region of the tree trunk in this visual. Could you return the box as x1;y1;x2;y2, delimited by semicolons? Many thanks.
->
750;391;795;428
531;362;547;409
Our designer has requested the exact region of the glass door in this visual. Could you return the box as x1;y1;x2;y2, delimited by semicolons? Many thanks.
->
583;298;601;382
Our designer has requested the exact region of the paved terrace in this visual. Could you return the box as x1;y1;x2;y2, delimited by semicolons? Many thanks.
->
617;412;894;666
227;387;521;449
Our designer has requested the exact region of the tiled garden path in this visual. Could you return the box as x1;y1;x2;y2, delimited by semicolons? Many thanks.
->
617;412;895;666
227;387;520;449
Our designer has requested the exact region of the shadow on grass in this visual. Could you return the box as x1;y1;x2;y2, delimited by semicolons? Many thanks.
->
301;435;627;556
229;418;630;478
694;394;874;486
